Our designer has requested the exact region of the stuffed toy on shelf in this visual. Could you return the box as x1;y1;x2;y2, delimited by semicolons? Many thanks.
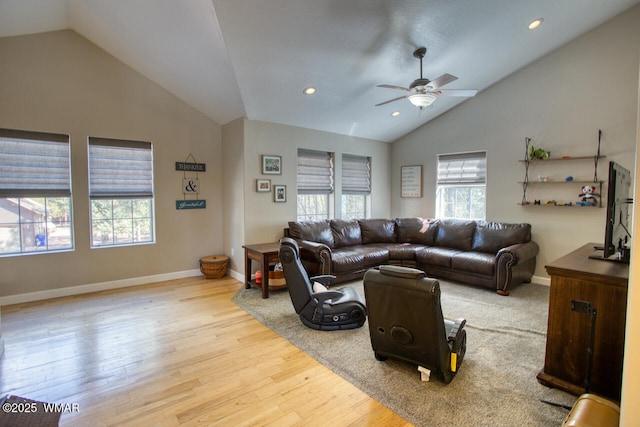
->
577;185;599;206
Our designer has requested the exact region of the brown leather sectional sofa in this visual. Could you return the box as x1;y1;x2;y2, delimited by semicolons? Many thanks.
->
285;217;539;295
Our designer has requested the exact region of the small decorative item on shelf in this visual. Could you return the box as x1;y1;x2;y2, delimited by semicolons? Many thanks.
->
529;144;551;160
565;176;574;182
537;175;549;182
576;185;600;206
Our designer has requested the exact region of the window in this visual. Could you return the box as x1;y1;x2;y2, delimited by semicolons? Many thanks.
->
88;137;155;247
297;149;334;221
0;128;73;256
342;154;370;219
436;151;486;220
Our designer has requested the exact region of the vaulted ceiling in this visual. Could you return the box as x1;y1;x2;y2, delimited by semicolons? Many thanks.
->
1;0;638;142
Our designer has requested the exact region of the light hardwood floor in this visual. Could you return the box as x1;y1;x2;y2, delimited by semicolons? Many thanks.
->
0;276;411;426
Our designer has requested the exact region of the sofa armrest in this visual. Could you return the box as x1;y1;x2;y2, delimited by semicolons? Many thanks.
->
295;239;332;275
495;241;540;295
497;240;540;264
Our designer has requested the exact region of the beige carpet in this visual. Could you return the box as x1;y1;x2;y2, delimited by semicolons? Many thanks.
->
232;279;576;426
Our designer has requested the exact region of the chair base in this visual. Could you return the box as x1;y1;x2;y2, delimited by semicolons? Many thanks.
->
301;315;365;331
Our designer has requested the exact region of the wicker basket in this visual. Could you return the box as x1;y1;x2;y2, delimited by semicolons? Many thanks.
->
268;270;287;290
200;255;229;279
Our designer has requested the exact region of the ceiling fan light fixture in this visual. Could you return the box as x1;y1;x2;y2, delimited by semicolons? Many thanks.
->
303;86;316;95
391;111;400;117
408;93;437;108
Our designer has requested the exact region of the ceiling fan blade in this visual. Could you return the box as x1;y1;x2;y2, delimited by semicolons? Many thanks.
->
436;89;478;97
375;95;408;107
427;73;457;89
376;84;411;92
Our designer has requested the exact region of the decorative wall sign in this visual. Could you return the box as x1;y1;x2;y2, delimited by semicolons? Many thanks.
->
262;155;282;175
256;179;271;192
176;162;206;172
274;185;286;202
177;153;206;209
176;200;207;210
401;165;423;198
183;178;200;194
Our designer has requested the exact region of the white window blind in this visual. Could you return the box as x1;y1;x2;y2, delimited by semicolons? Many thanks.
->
342;154;371;195
437;151;486;185
88;137;153;198
0;128;71;197
297;149;334;194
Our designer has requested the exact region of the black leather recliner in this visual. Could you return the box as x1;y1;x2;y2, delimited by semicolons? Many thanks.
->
363;265;467;383
279;237;366;331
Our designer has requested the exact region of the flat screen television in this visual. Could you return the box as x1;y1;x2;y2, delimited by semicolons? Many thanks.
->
601;161;633;262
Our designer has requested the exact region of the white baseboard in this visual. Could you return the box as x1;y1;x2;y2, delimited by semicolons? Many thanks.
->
531;275;551;286
228;269;245;283
0;268;541;306
1;269;203;306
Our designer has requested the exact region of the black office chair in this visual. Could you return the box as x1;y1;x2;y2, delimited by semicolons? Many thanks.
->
278;237;366;331
363;265;467;384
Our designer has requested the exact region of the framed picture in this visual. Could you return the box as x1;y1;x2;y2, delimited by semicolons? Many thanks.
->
401;165;423;198
262;155;282;175
274;185;286;202
256;179;271;192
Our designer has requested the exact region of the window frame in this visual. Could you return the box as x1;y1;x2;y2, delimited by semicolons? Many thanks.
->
296;149;334;221
341;154;371;219
436;151;487;220
0;128;74;256
88;137;155;248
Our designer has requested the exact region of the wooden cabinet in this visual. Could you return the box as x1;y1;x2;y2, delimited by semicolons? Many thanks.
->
537;243;628;401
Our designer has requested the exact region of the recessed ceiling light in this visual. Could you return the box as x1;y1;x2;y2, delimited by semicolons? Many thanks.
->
528;18;544;30
303;87;316;95
391;111;400;117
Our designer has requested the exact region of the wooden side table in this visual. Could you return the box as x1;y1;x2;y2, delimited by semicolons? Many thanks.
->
243;242;282;299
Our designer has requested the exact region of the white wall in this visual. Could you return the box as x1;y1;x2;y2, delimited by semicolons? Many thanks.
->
391;6;640;279
220;119;391;273
0;30;224;299
221;118;245;273
620;56;640;426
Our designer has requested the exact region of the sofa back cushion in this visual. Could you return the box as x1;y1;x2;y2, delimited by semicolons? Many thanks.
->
435;219;476;251
472;221;531;254
359;219;397;244
395;217;439;245
288;220;335;248
330;219;362;248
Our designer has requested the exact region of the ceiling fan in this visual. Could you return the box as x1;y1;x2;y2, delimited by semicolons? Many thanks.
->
375;47;478;109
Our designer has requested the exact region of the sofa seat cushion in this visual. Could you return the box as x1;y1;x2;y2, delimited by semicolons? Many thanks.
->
451;252;495;276
386;243;428;261
331;248;365;273
331;246;389;273
415;247;460;268
288;220;335;248
359;218;397;244
356;246;390;268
